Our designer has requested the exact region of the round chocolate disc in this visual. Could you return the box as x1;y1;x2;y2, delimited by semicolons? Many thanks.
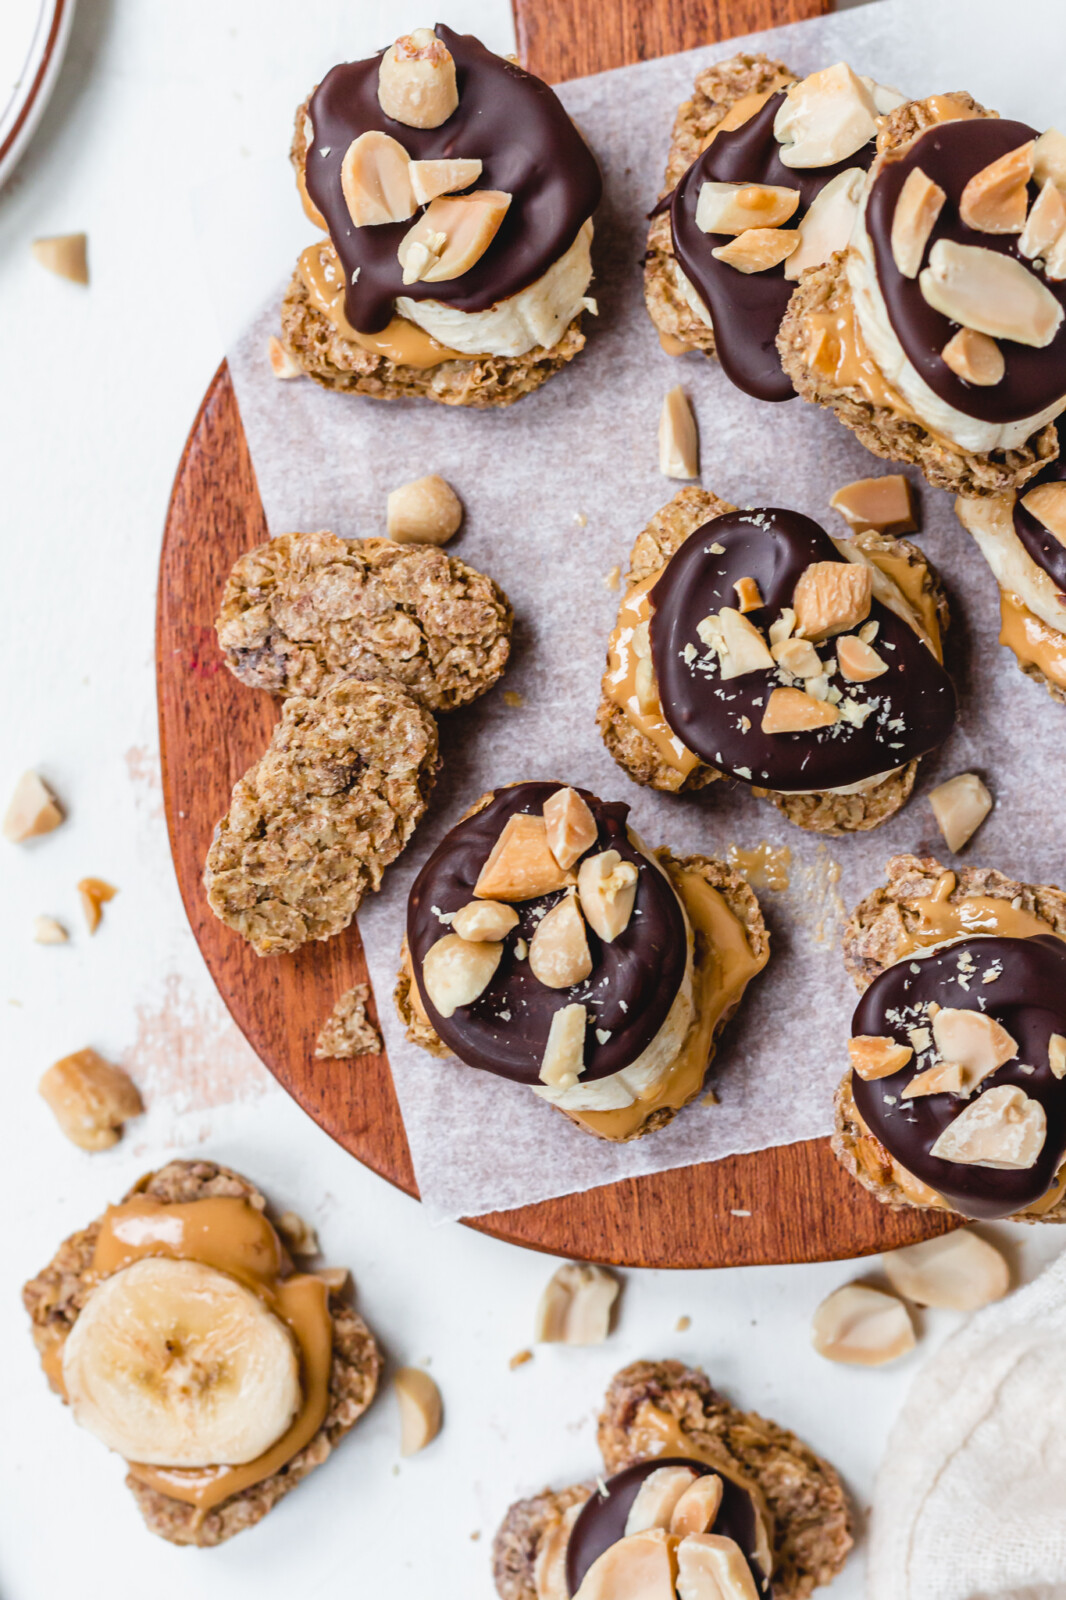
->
1013;419;1066;594
865;118;1066;425
851;934;1066;1220
564;1457;771;1597
305;27;602;335
648;508;956;791
671;93;875;401
406;783;689;1085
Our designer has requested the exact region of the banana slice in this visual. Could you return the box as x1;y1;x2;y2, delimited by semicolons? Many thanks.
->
62;1258;302;1466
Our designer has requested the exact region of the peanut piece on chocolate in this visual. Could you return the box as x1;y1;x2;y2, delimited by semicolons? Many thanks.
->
784;166;865;281
771;637;823;678
1034;127;1066;192
3;771;64;843
534;1261;619;1345
624;1466;699;1535
848;1034;913;1080
774;63;878;169
733;577;764;613
931;1006;1017;1092
377;28;458;130
919;239;1063;348
714;608;774;679
761;686;838;733
695;181;799;234
451;900;519;942
793;560;872;640
475;814;573;902
900;1060;965;1098
543;786;597;871
38;1048;143;1151
929;772;993;854
573;1529;677;1600
577;850;638;943
1051;1033;1066;1080
670;1476;724;1539
409;156;482;205
658;386;699;480
421;933;502;1017
31;233;88;284
340;130;417;227
394;1366;443;1456
711;227;799;273
1020;180;1066;260
539;1002;587;1089
811;1284;915;1367
836;634;888;682
1022;481;1066;546
829;473;916;535
930;1085;1046;1170
386;474;463;545
941;327;1005;387
882;1230;1009;1311
528;892;592;989
677;1534;761;1600
397;190;511;283
959;141;1034;235
268;336;303;379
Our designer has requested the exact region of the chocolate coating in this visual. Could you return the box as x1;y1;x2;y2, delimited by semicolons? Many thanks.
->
406;783;688;1085
866;119;1066;424
852;934;1066;1219
304;26;602;335
671;93;875;401
1014;419;1066;593
648;509;956;791
565;1457;770;1597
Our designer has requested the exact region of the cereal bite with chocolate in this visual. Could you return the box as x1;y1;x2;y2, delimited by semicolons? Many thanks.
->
957;419;1066;703
279;26;602;406
22;1160;381;1547
835;855;1066;1223
780;100;1066;495
598;487;956;835
394;781;768;1143
645;55;904;399
493;1360;851;1600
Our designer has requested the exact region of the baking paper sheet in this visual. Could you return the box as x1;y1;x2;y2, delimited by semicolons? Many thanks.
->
206;0;1066;1222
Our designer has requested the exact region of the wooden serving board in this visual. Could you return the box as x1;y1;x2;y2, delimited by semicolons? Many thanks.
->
157;0;954;1268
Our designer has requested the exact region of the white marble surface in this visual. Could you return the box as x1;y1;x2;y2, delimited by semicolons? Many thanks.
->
0;4;1062;1598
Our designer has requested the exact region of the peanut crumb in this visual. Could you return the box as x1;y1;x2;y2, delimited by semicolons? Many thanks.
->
509;1348;533;1369
675;1315;691;1332
77;877;117;934
730;1208;751;1217
603;565;621;592
574;511;588;528
503;691;524;708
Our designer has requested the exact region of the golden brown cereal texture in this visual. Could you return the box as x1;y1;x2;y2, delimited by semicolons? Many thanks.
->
492;1481;596;1600
315;983;383;1059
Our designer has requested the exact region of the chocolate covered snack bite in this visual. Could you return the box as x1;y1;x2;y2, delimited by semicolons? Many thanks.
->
493;1360;851;1600
956;420;1066;703
645;55;904;399
395;781;768;1142
598;487;955;835
835;854;1066;1222
280;26;602;407
22;1160;381;1547
780;100;1066;495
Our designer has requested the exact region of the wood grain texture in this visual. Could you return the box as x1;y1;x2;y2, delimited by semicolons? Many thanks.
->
155;0;955;1266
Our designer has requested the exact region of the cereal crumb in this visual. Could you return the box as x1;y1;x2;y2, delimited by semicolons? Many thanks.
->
315;983;382;1059
603;565;621;591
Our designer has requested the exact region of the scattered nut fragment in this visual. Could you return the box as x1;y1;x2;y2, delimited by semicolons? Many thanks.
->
882;1230;1009;1310
659;386;699;480
409;156;482;205
901;1060;966;1098
1051;1034;1066;1080
929;772;993;854
539;1003;587;1089
394;1366;442;1456
773;63;879;169
1020;180;1066;261
811;1284;915;1366
31;233;88;284
830;474;916;535
534;1261;619;1345
1022;481;1066;546
267;335;303;379
931;1007;1018;1092
3;771;63;843
711;227;799;273
675;1532;760;1600
793;561;872;640
276;1211;319;1256
78;878;117;935
340;130;417;227
509;1348;534;1370
919;239;1063;349
33;915;68;945
377;28;458;130
533;1502;581;1600
771;636;823;678
761;686;839;734
397;191;512;283
315;1266;350;1294
475;814;573;902
386;474;463;545
733;577;763;613
529;892;593;990
421;933;502;1017
543;786;598;872
848;1034;913;1081
38;1049;143;1152
1033;128;1066;194
671;1474;724;1538
573;1527;676;1600
959;141;1034;234
930;1085;1046;1170
625;1465;699;1535
314;983;382;1058
784;166;865;281
836;634;889;682
451;900;519;942
941;327;1005;387
695;181;799;234
712;608;775;679
577;850;638;942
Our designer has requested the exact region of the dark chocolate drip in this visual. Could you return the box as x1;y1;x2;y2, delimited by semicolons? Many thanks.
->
565;1458;771;1598
648;509;956;792
852;934;1066;1220
671;93;875;401
406;783;688;1086
1013;418;1066;593
304;26;602;334
866;118;1066;424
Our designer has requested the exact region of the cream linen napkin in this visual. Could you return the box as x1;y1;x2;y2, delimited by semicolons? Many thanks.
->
868;1250;1066;1600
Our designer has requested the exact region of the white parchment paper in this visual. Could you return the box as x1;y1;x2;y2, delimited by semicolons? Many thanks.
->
208;0;1066;1221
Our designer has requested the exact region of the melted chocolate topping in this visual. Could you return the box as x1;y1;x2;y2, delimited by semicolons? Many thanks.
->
648;509;957;792
406;784;688;1086
866;119;1066;424
852;934;1066;1220
1013;419;1066;593
565;1458;770;1597
671;93;875;401
304;26;602;334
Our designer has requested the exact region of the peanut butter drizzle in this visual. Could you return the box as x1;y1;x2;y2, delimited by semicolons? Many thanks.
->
999;590;1066;691
726;841;792;891
803;299;930;427
867;549;943;660
81;1197;333;1518
570;870;767;1141
297;241;472;368
699;80;793;151
875;94;981;157
603;575;699;778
